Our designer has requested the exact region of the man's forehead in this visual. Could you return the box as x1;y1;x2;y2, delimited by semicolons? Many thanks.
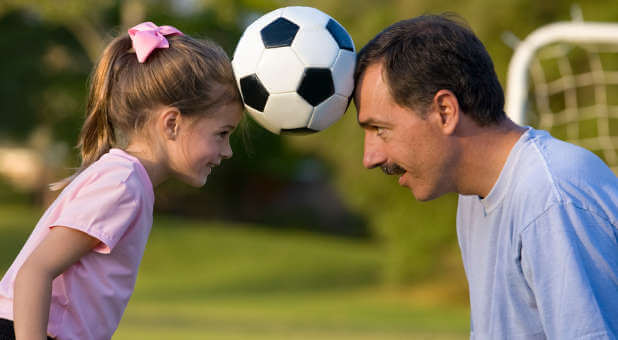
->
356;63;392;121
357;63;387;98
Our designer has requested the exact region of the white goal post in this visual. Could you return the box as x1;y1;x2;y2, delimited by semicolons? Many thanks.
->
505;21;618;173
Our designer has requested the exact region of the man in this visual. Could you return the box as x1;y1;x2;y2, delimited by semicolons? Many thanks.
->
354;14;618;339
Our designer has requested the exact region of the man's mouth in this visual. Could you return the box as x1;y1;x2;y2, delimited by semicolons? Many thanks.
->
381;163;406;176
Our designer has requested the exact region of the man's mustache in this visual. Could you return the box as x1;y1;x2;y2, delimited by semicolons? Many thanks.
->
381;163;406;175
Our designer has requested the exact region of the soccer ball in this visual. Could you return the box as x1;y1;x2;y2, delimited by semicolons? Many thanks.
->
232;6;356;135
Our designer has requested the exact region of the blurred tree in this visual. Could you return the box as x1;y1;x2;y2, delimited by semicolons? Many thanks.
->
0;9;89;143
1;0;616;287
0;0;112;60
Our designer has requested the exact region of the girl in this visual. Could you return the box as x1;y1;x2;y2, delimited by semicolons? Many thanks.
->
0;21;243;340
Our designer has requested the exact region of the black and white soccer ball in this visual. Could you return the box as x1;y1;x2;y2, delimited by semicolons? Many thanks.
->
232;6;356;134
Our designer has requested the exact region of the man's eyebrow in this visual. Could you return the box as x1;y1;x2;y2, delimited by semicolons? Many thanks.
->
357;117;383;128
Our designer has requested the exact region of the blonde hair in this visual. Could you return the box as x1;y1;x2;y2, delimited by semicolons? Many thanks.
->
51;33;241;190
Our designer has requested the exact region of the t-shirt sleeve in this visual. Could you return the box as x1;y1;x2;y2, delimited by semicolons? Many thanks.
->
48;171;141;254
520;203;618;339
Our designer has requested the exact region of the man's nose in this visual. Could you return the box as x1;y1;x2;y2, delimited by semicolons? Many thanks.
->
363;134;387;169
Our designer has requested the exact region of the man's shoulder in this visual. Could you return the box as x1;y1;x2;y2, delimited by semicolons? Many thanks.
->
528;130;610;175
509;129;618;225
515;129;616;193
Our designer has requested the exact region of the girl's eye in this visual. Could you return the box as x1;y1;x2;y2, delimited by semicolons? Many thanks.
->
218;131;230;138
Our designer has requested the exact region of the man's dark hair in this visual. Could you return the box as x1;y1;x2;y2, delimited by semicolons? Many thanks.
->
355;14;506;126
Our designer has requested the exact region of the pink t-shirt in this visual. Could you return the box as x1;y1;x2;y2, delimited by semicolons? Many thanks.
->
0;149;154;340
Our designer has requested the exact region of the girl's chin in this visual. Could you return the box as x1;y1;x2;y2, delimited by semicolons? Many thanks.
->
183;167;211;187
178;173;208;187
194;174;209;187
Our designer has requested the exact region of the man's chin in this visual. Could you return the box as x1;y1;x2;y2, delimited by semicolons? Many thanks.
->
401;178;438;201
412;187;446;202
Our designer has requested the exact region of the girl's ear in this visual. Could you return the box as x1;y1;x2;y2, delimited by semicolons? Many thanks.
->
159;107;181;140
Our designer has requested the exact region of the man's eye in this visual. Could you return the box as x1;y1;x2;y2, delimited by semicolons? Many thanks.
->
376;127;385;136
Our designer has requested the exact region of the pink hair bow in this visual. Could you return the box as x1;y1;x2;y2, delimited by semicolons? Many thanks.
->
128;22;184;63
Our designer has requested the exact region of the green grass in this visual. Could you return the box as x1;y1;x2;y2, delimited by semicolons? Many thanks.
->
0;205;469;339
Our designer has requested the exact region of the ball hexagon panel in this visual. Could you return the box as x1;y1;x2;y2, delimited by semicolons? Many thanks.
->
245;106;280;134
232;28;266;79
326;19;354;51
260;17;300;48
308;94;348;131
263;92;313;130
256;47;305;94
239;74;269;112
281;6;329;31
291;28;339;68
330;50;356;97
297;68;334;106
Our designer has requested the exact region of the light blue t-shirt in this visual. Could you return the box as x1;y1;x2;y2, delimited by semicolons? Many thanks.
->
457;127;618;340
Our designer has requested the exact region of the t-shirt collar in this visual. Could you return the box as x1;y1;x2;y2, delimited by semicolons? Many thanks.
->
478;127;533;214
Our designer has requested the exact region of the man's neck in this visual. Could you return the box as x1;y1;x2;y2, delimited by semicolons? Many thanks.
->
455;118;526;198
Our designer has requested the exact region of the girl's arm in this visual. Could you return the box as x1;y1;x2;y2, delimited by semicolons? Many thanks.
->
13;226;100;340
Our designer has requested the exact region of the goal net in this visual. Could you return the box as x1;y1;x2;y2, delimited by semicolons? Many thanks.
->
505;21;618;174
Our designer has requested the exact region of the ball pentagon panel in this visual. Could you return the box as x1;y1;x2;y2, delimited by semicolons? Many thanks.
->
239;74;269;112
326;19;355;51
260;17;300;48
280;127;319;135
297;68;334;106
246;8;283;33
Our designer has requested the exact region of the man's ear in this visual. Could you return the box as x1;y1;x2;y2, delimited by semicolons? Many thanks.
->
432;89;460;135
158;107;181;140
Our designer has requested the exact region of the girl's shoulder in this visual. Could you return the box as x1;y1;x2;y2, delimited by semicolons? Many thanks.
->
66;149;154;202
45;149;154;255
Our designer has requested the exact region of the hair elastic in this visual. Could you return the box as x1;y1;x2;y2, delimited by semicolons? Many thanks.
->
128;21;184;63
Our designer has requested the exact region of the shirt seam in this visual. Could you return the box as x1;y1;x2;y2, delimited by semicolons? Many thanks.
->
50;220;116;248
573;330;614;339
528;134;565;205
519;200;617;235
110;149;154;201
518;203;616;340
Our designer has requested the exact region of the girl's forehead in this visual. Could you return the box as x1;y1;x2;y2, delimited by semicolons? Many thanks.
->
199;104;243;126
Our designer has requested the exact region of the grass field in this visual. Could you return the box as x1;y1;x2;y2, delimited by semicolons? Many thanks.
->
0;204;469;339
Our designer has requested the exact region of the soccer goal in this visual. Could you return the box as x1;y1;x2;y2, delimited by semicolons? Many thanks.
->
505;20;618;174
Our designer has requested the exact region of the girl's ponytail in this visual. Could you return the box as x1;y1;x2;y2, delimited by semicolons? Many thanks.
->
50;36;132;191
